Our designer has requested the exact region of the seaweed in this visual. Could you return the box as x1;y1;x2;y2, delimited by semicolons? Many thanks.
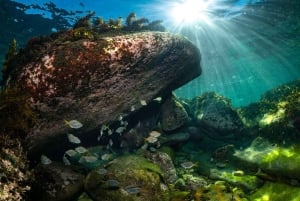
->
1;39;18;86
0;86;37;137
74;12;165;35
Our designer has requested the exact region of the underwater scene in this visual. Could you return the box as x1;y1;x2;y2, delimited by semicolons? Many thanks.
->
1;0;300;200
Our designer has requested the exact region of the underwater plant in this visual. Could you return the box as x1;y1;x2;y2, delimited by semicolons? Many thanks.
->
0;86;37;136
73;12;165;36
1;39;18;86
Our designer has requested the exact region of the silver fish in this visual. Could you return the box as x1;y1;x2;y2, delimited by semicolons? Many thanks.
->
64;119;83;129
67;133;81;144
63;155;71;165
116;126;126;134
41;154;52;165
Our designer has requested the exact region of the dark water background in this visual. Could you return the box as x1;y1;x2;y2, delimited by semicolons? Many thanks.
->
1;0;300;106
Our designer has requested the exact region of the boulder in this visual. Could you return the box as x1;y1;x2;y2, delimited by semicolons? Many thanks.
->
31;162;85;201
144;151;178;184
4;31;201;156
250;182;300;201
190;92;243;138
234;137;300;180
160;95;189;132
237;79;300;142
84;154;170;201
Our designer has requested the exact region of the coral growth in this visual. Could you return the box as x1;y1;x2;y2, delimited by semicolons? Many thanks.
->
0;134;32;201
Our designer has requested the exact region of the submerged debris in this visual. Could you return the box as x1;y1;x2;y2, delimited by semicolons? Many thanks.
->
64;119;83;129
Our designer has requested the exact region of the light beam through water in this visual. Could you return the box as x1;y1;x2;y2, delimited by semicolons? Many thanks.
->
148;0;300;107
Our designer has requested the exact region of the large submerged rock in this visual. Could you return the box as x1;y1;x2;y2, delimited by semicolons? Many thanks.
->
4;31;201;156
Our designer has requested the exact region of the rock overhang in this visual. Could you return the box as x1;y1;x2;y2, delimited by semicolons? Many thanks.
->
4;31;201;157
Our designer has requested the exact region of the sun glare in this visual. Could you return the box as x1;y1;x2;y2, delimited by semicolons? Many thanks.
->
170;0;213;25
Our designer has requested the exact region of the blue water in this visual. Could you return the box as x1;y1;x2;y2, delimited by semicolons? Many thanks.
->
2;0;300;107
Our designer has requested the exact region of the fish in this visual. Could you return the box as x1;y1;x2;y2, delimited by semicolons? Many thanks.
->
116;126;126;134
118;115;123;121
145;136;158;143
130;106;136;111
41;154;52;165
64;119;83;129
101;124;108;131
108;128;113;135
120;120;128;126
149;131;161;138
96;168;108;175
75;146;88;154
180;161;197;169
67;133;81;144
63;155;71;165
109;139;114;147
105;179;120;189
124;186;141;194
65;149;77;157
101;153;113;161
97;132;103;141
140;100;147;106
78;155;98;163
153;97;162;102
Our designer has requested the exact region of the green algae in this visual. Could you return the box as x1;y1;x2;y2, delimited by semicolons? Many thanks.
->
85;154;169;201
249;182;300;201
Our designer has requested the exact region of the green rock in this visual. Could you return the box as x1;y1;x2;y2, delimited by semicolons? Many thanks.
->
209;169;263;192
250;182;300;201
234;137;300;180
84;154;170;201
